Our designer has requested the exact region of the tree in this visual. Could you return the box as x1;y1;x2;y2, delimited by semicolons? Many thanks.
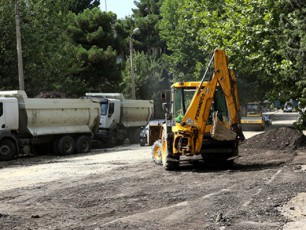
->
159;0;282;104
278;0;306;127
20;0;76;96
159;0;220;82
0;1;19;90
67;8;125;94
121;51;170;117
131;0;166;56
0;0;106;96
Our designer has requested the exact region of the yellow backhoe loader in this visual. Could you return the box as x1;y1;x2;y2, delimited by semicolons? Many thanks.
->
151;49;245;170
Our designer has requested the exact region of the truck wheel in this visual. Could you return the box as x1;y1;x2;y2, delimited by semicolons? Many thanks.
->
58;135;75;155
152;140;162;165
0;139;17;161
107;133;117;148
129;128;141;144
52;138;60;155
76;136;91;154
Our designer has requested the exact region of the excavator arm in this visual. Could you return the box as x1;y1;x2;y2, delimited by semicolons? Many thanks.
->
181;49;244;153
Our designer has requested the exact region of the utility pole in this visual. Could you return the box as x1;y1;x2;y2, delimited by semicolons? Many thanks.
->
105;0;107;11
15;0;25;91
129;28;140;99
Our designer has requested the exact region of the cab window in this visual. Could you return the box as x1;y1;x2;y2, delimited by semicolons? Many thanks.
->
109;103;114;116
0;102;3;117
101;102;108;116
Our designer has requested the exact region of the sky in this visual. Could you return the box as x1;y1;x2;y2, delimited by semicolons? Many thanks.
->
100;0;137;19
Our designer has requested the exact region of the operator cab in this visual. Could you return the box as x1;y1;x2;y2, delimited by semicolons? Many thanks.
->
171;82;229;125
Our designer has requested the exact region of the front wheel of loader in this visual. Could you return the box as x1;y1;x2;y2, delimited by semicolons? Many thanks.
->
152;140;162;165
161;138;179;171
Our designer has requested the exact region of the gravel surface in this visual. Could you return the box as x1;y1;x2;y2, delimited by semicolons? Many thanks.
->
0;127;305;230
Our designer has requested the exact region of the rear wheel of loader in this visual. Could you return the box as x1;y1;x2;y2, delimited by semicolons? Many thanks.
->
162;155;179;171
152;140;162;165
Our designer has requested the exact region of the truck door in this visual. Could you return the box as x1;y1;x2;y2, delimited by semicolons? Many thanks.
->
0;98;19;131
99;99;120;129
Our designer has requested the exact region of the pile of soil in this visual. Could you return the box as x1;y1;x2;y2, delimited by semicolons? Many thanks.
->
241;127;306;151
35;91;66;98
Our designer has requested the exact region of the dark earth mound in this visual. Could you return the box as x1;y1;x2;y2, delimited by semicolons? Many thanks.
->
241;127;306;150
35;91;66;98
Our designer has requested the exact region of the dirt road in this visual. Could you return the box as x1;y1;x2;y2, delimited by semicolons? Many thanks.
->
0;136;306;230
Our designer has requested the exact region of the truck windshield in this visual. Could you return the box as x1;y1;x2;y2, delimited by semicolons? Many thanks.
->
100;102;108;116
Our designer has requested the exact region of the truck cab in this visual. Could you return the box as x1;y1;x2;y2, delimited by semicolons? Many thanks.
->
99;98;121;130
85;93;153;147
0;97;19;131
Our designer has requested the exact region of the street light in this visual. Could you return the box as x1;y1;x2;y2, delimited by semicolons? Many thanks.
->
129;28;140;99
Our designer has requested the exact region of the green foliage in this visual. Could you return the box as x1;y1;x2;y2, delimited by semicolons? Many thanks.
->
67;8;124;94
277;0;306;129
132;0;166;56
0;0;304;128
160;0;282;103
159;0;207;81
20;0;76;96
0;1;18;90
278;0;306;105
0;0;107;97
121;51;171;117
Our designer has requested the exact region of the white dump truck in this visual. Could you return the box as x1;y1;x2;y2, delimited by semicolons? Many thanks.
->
0;91;100;160
85;93;153;147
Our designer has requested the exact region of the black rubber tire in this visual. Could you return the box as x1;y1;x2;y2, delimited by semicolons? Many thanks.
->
58;135;75;155
0;139;17;161
76;136;91;154
162;156;179;171
51;138;60;155
129;128;141;144
107;133;117;148
152;140;162;165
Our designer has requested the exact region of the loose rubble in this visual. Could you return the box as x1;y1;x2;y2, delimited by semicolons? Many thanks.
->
241;127;306;151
